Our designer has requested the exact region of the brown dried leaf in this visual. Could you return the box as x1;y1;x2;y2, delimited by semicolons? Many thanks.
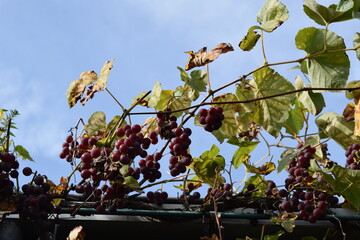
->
355;101;360;136
67;226;85;240
185;43;234;71
49;176;68;195
343;102;355;121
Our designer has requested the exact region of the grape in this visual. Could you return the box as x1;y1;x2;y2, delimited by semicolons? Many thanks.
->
198;107;224;132
22;167;33;176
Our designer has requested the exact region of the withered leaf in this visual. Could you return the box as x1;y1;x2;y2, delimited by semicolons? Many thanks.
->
0;200;16;214
355;101;360;137
343;102;355;122
185;43;234;71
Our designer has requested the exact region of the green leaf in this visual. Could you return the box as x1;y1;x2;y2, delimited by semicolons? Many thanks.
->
354;32;360;60
252;67;295;137
257;0;289;32
345;80;360;100
296;27;350;90
0;109;3;121
243;175;267;197
167;86;191;117
178;67;208;92
322;165;360;211
155;90;174;111
14;145;34;161
264;230;284;240
315;112;360;149
208;93;242;143
232;141;259;169
284;98;305;136
148;81;162;108
190;145;225;187
295;76;325;115
84;111;106;136
66;71;98;108
124;176;141;192
239;26;261;51
303;0;357;26
131;91;151;107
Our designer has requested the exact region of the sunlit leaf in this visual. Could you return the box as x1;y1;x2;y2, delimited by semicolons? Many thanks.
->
67;226;85;240
14;145;34;161
316;112;360;149
141;117;157;137
80;59;114;106
132;91;151;107
185;43;234;71
354;32;360;60
295;76;325;116
190;145;225;187
242;175;267;197
285;98;305;136
343;102;355;121
66;71;98;108
124;176;141;190
304;0;358;26
244;161;276;175
0;109;4;121
257;0;289;32
231;141;259;169
49;176;68;196
178;67;208;92
167;86;191;117
345;80;360;100
84;111;106;136
252;67;295;137
239;26;261;51
148;80;162;108
296;27;350;90
155;90;174;111
322;165;360;211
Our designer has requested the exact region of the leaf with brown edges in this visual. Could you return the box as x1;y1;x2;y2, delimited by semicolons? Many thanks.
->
185;43;233;71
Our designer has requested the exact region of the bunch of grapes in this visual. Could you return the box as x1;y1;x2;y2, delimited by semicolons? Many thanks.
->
146;190;168;205
207;183;232;200
0;152;19;200
156;109;178;140
345;143;360;169
198;106;224;132
17;171;61;231
138;153;162;183
179;182;201;203
275;145;339;223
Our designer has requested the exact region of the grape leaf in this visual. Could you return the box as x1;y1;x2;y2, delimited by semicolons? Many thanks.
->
296;27;350;90
304;0;358;26
355;101;360;136
167;86;191;117
209;93;242;143
184;43;234;71
271;212;298;233
0;109;3;121
284;98;305;136
66;71;98;108
252;67;295;137
80;59;114;106
345;80;360;100
343;102;355;121
131;91;151;107
84;111;106;136
244;161;276;175
316;112;360;149
354;32;360;60
295;76;325;115
148;80;162;108
231;141;259;169
322;165;360;211
257;0;289;32
155;90;174;111
14;145;34;161
141;117;157;137
239;26;261;51
178;67;208;92
190;145;225;187
242;175;267;197
264;230;285;240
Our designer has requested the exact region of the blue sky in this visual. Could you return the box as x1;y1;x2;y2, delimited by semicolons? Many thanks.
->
0;0;359;193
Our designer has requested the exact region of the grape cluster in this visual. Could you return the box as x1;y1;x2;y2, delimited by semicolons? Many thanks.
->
198;107;224;132
275;145;339;223
146;191;168;205
168;127;193;177
156;109;178;140
138;153;162;183
179;182;201;203
207;183;232;200
0;152;19;200
345;143;360;169
17;171;61;231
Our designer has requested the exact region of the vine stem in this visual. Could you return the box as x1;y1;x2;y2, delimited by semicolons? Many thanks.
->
105;87;126;112
5;118;11;152
128;85;360;116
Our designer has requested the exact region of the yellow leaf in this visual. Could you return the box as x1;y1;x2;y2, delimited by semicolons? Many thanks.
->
343;102;355;122
355;101;360;136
